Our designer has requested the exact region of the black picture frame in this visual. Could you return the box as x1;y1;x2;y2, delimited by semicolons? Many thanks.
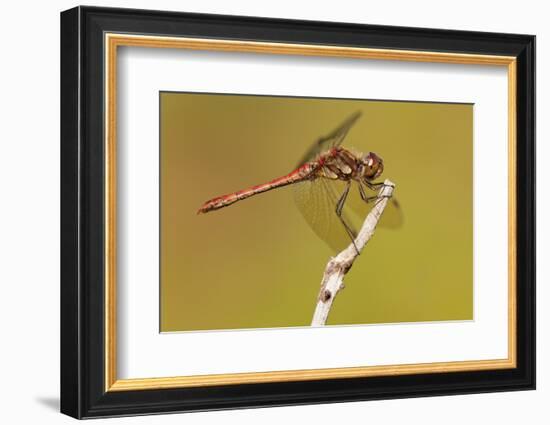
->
61;5;535;419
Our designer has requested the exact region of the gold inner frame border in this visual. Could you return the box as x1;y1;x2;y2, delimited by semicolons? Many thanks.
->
104;33;517;392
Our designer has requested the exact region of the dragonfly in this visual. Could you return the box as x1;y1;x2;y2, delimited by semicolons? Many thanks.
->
198;112;401;252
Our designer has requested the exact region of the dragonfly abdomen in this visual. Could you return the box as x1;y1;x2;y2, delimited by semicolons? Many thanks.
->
197;164;313;214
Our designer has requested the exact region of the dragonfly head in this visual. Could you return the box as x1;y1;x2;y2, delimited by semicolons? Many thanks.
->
362;152;384;180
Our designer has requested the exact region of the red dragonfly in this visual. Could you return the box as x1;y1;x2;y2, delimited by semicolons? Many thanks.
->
198;112;401;252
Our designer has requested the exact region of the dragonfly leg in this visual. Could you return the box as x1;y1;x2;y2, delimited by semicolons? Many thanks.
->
358;181;385;205
365;180;385;190
363;181;393;202
335;181;360;254
358;182;378;204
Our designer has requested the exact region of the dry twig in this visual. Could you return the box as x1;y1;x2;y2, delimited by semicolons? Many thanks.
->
311;179;395;326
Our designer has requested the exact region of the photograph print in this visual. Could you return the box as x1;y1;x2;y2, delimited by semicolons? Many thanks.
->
160;92;473;332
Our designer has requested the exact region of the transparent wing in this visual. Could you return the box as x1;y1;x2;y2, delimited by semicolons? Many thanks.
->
293;177;358;252
296;111;362;167
380;196;404;228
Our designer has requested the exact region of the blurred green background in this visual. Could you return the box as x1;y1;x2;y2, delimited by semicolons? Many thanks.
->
160;92;473;332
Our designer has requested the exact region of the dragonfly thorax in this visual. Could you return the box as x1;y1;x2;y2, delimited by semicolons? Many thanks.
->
316;148;384;183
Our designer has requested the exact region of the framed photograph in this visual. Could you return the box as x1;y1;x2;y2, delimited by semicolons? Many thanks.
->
60;6;535;419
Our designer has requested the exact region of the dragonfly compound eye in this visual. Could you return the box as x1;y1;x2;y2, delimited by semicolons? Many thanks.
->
362;152;384;179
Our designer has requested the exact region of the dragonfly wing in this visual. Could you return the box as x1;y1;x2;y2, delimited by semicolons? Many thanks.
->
296;111;362;167
379;197;404;228
293;177;358;252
